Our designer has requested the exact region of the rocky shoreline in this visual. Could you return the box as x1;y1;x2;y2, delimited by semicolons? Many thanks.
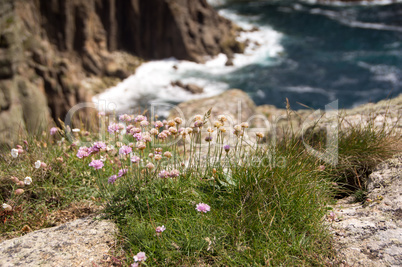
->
0;0;243;146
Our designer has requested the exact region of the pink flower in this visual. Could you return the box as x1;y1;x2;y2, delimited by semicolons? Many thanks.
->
131;263;139;267
154;121;164;128
169;169;180;178
131;156;140;163
108;175;117;184
196;203;210;213
158;170;169;178
92;141;107;152
77;146;91;158
133;251;147;262
119;145;132;155
108;123;125;134
134;115;147;122
50;127;58;135
89;159;104;170
156;225;166;233
118;168;128;177
133;133;143;141
119;114;132;122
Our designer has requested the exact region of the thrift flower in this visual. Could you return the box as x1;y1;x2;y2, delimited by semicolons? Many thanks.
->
133;252;147;262
154;120;164;128
146;163;155;170
140;120;149;127
196;203;211;213
218;115;227;122
205;136;213;142
168;127;178;134
77;146;91;158
158;132;167;140
118;168;128;177
89;159;104;170
169;169;180;178
154;154;162;161
131;156;140;163
136;142;146;150
119;145;132;155
150;128;159;135
11;148;18;158
35;160;41;169
194;120;203;128
108;175;118;184
158;170;169;178
2;203;12;211
108;123;125;134
119;114;132;122
15;189;24;195
174;117;182;125
156;225;166;233
163;151;172;158
50;127;58;135
256;132;264;138
24;176;32;185
214;121;223;128
224;145;230;153
92;141;107;152
134;115;147;122
194;115;203;121
133;133;143;141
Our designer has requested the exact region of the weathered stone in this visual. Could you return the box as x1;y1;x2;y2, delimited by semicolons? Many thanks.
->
171;81;204;94
0;215;118;267
170;89;257;126
328;154;402;266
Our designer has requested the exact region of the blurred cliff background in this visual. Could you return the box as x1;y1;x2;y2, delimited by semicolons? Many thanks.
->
1;0;401;145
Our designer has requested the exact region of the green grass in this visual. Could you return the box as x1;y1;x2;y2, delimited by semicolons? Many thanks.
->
0;110;399;266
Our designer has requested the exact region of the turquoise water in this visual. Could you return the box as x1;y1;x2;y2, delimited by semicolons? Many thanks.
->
215;0;402;109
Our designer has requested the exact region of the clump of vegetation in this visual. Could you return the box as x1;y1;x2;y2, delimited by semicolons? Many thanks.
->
1;107;399;266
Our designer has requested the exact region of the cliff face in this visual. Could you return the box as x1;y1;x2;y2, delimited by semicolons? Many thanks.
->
0;0;242;145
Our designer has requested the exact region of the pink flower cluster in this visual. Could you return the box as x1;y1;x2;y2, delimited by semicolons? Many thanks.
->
108;123;125;134
77;142;107;158
196;203;211;213
89;159;104;170
158;169;180;178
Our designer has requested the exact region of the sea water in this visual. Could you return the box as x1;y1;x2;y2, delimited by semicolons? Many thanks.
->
94;0;402;115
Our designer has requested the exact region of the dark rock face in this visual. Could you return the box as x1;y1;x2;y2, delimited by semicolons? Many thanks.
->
37;0;242;63
0;0;241;145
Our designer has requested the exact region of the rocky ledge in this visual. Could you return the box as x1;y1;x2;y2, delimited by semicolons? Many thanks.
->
329;154;402;266
0;215;117;267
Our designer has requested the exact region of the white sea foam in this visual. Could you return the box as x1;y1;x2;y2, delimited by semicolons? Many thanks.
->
93;8;283;115
309;7;402;32
302;0;402;6
284;86;337;101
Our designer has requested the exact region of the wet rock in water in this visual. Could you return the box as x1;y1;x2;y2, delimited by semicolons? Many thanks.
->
0;215;117;267
171;81;204;94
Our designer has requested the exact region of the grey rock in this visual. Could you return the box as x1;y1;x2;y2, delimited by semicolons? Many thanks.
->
0;215;117;267
329;154;402;266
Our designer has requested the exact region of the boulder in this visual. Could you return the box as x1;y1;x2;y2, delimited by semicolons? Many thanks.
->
0;215;118;267
170;89;258;126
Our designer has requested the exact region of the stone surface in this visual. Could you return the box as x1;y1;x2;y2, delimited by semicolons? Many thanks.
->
328;154;402;266
0;215;118;267
170;89;257;126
